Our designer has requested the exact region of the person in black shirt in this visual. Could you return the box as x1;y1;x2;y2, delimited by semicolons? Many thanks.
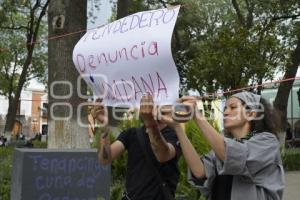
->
92;94;181;200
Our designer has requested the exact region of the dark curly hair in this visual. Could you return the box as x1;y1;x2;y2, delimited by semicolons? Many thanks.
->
247;98;281;138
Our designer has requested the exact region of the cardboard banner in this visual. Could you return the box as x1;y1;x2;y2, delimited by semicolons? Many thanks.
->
73;6;180;107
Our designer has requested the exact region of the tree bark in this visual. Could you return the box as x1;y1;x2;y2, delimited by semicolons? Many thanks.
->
48;0;89;148
4;100;18;136
117;0;130;19
231;0;245;27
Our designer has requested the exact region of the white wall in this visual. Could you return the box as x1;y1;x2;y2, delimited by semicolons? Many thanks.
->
0;97;9;116
0;90;33;117
20;90;32;116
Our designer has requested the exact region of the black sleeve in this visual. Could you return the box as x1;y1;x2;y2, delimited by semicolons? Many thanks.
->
116;128;132;150
161;126;182;158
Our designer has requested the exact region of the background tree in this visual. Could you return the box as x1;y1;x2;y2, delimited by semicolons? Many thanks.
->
171;0;286;95
272;1;300;135
175;0;300;141
117;0;130;19
0;0;49;137
47;0;89;148
111;0;285;93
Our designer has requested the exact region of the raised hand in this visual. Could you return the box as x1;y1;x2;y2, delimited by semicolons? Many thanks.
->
139;93;156;127
90;98;109;127
160;109;180;129
179;96;201;120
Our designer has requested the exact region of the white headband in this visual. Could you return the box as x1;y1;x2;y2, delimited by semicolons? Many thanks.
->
232;91;261;109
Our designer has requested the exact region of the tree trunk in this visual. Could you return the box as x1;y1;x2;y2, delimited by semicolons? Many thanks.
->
48;0;89;148
4;0;49;138
117;0;130;19
274;37;300;143
4;99;18;136
4;49;35;136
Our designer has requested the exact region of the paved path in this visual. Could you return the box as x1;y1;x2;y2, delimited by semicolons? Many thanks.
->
284;171;300;200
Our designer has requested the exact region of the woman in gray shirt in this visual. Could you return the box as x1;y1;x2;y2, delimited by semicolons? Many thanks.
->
161;91;285;200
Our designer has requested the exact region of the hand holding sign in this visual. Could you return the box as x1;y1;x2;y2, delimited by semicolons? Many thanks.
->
90;99;109;127
140;93;157;127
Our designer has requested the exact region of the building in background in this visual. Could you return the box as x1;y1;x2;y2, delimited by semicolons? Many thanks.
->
0;88;48;138
261;79;300;147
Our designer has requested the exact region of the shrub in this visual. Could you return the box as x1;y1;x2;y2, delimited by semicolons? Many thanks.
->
109;179;125;200
175;120;216;200
282;148;300;171
0;147;14;200
0;139;48;199
32;140;47;148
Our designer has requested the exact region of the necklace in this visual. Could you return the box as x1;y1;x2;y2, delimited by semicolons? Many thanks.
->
236;131;257;143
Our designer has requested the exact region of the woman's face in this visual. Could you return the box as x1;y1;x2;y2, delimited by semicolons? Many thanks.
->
223;97;250;131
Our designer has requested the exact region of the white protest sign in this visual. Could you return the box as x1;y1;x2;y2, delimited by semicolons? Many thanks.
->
73;6;180;107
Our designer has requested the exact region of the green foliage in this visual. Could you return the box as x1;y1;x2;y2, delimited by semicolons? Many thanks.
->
0;139;47;199
171;0;297;93
175;120;215;200
117;111;143;131
109;179;125;200
185;120;214;154
0;0;48;133
0;147;14;200
32;140;48;148
282;148;300;171
0;0;48;96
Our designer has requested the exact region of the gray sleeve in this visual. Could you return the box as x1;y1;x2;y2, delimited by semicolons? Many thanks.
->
187;151;217;197
215;132;280;179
